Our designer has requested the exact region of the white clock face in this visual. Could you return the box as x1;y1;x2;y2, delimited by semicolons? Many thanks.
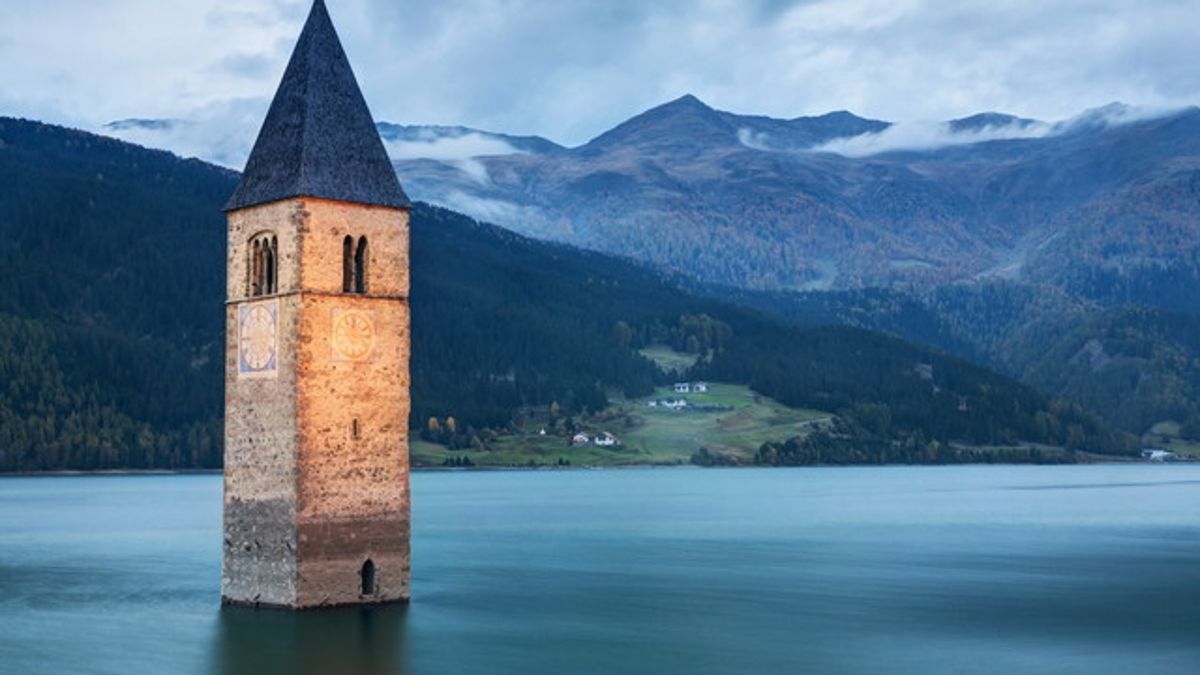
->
238;300;278;378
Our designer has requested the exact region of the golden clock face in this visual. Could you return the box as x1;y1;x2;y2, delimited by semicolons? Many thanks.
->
238;300;278;378
332;309;376;362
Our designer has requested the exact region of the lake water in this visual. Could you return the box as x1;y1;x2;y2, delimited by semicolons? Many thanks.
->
1;466;1198;675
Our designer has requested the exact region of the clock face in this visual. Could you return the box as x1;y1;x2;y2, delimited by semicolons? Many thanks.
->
238;300;278;378
332;309;376;362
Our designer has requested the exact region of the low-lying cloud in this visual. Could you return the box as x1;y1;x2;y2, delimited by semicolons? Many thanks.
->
1058;101;1186;131
805;103;1189;157
384;130;525;183
384;131;525;185
735;128;775;152
438;190;547;232
101;108;528;179
809;119;1054;157
100;98;269;168
383;131;522;162
441;191;522;223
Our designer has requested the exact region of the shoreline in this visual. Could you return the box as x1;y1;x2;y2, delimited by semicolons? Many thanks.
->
1;469;224;478
2;456;1193;477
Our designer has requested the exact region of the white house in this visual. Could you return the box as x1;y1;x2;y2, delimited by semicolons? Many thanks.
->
692;382;709;393
662;398;688;410
594;432;619;447
673;382;691;393
571;433;591;446
1142;449;1176;462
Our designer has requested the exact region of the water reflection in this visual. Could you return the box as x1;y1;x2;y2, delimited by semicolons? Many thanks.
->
212;603;408;675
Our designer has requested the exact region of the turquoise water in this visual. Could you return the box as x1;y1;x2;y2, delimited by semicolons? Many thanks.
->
1;466;1198;675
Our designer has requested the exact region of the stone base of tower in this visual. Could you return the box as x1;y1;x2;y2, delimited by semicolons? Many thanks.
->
221;511;411;610
293;516;411;609
221;497;299;608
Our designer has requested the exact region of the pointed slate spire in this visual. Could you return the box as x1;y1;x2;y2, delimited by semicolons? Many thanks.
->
225;0;409;211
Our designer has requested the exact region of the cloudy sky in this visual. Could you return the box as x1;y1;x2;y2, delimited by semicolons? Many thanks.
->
2;0;1198;162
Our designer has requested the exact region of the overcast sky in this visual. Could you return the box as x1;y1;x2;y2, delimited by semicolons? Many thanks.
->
2;0;1198;152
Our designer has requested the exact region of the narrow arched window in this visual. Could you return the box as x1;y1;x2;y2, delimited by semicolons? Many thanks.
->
361;559;376;595
343;235;354;293
269;237;278;293
250;240;262;296
264;241;275;294
354;236;368;294
247;232;278;297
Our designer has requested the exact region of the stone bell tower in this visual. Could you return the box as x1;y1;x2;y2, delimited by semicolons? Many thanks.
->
221;0;411;609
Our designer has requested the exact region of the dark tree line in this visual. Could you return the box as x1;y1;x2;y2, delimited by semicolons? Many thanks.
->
693;324;1138;456
713;278;1200;440
750;430;1073;467
0;118;1142;471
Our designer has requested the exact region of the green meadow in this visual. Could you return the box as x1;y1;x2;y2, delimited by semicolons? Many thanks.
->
620;383;830;461
1146;421;1200;458
413;382;831;468
637;344;700;375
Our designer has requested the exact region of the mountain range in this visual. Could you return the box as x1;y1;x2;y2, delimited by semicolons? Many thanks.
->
383;96;1200;306
0;116;1137;470
370;96;1200;439
108;95;1200;307
24;93;1200;456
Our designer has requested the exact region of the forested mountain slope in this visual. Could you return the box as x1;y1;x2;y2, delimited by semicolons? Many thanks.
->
0;117;1135;470
385;96;1200;311
712;280;1200;437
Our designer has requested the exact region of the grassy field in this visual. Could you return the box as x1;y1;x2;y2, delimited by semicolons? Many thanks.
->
413;428;667;468
638;344;700;375
412;382;831;468
1145;421;1200;458
413;433;661;468
620;383;830;461
411;440;457;467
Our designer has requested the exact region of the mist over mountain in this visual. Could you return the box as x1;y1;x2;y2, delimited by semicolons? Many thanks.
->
403;98;1195;303
376;122;564;156
380;97;1200;311
103;94;1200;313
88;94;1200;440
5;116;1137;470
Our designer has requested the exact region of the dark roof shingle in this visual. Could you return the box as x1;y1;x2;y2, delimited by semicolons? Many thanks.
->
225;0;410;211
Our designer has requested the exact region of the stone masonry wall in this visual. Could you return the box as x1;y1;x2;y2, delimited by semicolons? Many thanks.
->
223;197;411;609
292;198;410;296
226;199;304;299
295;295;410;606
293;198;410;607
222;202;302;607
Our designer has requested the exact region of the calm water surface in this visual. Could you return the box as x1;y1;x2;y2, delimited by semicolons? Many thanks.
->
1;466;1198;674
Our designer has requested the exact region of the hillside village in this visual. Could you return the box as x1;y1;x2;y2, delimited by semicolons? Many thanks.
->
410;379;834;469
